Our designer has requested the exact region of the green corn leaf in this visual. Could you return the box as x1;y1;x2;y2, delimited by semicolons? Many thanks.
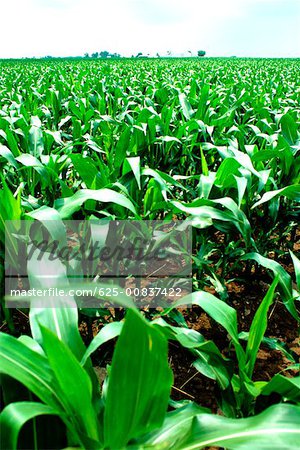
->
27;253;101;409
39;325;100;443
139;403;208;448
0;178;22;267
239;333;297;363
0;402;60;450
200;146;209;176
29;118;44;157
104;309;173;448
261;375;300;403
171;291;245;367
0;144;19;168
0;333;63;411
70;154;99;189
26;205;68;248
252;185;300;209
290;251;300;291
245;277;278;377
5;128;21;157
234;175;248;208
15;154;50;182
179;93;193;120
177;404;300;450
280;113;298;145
153;318;231;389
240;253;299;321
54;188;137;218
114;127;131;170
125;156;141;189
215;158;241;189
141;404;300;449
81;321;123;366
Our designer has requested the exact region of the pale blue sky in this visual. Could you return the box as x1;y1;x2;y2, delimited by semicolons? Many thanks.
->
0;0;299;58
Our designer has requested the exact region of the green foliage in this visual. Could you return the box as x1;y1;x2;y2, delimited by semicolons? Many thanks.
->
1;305;300;449
0;57;299;448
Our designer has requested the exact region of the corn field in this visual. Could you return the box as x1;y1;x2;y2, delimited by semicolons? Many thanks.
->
0;57;299;449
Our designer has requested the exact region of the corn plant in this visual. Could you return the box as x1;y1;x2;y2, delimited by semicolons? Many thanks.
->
158;278;299;418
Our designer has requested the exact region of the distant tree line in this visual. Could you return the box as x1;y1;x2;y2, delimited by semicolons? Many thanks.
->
84;50;206;59
84;51;121;59
33;50;207;60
